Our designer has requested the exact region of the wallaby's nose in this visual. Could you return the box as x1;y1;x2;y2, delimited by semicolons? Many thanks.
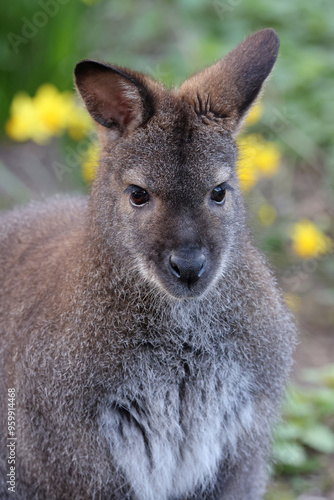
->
169;248;206;286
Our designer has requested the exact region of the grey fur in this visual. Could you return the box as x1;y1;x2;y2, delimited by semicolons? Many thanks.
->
0;29;296;499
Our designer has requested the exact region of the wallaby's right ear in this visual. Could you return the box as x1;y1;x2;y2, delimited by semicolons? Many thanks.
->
178;29;280;134
74;60;156;137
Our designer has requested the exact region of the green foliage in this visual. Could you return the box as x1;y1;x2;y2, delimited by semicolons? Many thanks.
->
273;365;334;475
1;1;88;126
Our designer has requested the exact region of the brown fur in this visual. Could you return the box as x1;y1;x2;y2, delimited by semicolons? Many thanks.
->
0;29;296;499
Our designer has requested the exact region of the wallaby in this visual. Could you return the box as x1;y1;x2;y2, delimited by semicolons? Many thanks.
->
0;29;296;500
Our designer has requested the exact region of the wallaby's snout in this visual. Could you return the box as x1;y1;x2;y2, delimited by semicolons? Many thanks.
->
169;246;206;287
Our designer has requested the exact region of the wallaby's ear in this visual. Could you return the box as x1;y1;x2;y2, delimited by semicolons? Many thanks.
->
74;60;156;136
179;29;279;133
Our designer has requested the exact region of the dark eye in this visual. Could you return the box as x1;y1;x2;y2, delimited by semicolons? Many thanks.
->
130;187;150;207
211;184;226;204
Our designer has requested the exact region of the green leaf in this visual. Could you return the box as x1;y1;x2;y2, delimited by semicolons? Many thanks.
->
274;422;305;441
300;424;334;453
273;441;307;467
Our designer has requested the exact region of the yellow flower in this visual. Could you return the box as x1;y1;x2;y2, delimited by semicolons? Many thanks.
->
34;84;72;136
253;142;280;178
290;220;333;259
81;142;99;183
257;203;277;227
244;102;264;126
237;134;280;191
5;92;48;144
236;135;260;191
67;104;95;141
6;84;94;144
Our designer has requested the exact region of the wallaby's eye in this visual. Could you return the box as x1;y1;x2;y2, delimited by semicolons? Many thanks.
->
211;184;226;204
130;187;150;207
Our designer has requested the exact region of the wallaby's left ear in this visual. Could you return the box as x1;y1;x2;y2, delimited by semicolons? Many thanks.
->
178;29;279;133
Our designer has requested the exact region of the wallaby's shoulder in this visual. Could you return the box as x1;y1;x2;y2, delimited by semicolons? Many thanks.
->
0;196;87;302
0;195;87;252
0;195;87;237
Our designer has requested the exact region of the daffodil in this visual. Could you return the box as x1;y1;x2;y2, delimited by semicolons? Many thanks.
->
290;220;333;259
236;135;259;190
66;104;95;141
244;102;263;126
237;134;280;191
34;84;73;136
81;142;99;183
5;92;49;144
6;84;94;144
252;142;280;178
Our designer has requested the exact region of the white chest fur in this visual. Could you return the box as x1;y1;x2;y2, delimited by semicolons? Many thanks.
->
99;361;255;500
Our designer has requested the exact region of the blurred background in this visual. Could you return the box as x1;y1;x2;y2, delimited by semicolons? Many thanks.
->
1;0;334;498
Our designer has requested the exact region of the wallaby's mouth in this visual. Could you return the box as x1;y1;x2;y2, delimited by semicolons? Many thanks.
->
160;279;210;300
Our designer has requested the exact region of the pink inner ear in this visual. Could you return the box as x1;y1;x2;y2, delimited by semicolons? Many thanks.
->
82;71;143;131
112;93;136;129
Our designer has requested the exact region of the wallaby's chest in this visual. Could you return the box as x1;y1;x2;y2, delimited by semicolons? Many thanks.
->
99;358;255;500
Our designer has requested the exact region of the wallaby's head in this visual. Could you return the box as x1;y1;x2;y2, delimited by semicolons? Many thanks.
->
74;29;279;299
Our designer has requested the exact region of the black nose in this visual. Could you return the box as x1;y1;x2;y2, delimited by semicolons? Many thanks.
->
169;247;206;286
